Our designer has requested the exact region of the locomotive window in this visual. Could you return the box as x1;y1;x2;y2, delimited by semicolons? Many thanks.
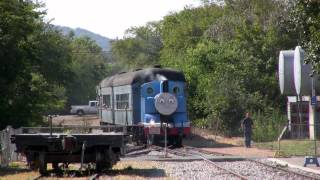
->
116;94;129;109
103;95;111;108
173;87;180;94
147;87;153;95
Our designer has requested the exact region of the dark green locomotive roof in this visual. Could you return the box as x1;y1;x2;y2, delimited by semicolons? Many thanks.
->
100;67;186;87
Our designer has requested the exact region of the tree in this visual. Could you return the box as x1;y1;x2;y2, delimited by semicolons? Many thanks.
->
0;0;73;128
290;0;320;70
158;0;296;134
66;37;110;105
111;22;162;69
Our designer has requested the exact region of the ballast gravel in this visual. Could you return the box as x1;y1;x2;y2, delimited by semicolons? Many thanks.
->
156;161;239;180
216;161;313;180
100;150;317;180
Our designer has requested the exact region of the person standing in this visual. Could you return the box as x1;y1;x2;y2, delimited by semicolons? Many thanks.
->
241;112;254;148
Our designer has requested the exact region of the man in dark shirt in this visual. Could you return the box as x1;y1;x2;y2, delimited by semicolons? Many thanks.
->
241;112;254;148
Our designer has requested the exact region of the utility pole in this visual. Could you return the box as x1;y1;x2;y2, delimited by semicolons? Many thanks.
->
304;71;319;167
164;123;168;158
311;75;317;156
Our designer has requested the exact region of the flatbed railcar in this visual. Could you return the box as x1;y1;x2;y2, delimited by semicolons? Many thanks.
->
97;66;190;146
11;132;128;175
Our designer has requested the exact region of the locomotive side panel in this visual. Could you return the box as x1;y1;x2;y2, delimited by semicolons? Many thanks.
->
168;81;190;133
141;81;161;125
132;83;141;125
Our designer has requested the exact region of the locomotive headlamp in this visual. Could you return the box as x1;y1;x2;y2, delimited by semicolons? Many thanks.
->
154;93;178;115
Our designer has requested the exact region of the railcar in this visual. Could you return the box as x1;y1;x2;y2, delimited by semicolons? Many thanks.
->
97;67;190;146
11;131;127;175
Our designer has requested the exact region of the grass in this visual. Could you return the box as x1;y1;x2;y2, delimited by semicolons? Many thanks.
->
255;139;320;157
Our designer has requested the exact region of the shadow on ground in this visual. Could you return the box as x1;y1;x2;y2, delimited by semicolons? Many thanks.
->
106;166;166;178
183;134;236;148
0;166;32;176
37;167;166;178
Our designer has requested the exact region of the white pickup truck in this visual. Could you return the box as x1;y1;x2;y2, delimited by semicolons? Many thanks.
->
70;100;98;116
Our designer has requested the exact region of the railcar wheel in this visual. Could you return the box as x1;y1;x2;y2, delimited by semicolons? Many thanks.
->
175;136;183;147
39;152;47;175
29;160;39;170
147;135;154;146
52;162;59;170
96;148;109;172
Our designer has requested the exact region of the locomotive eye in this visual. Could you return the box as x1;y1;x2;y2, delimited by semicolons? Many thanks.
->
159;98;165;104
168;98;175;104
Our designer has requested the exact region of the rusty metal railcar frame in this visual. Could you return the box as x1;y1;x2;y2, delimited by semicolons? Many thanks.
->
11;131;128;175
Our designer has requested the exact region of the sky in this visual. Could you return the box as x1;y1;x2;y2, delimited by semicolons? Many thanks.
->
43;0;201;39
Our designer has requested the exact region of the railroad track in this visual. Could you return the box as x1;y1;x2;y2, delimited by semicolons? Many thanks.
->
248;159;320;180
32;175;43;180
89;173;100;180
147;145;319;179
31;145;320;180
181;146;319;180
166;147;248;180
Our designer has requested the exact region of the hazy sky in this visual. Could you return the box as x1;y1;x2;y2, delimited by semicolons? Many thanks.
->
43;0;201;39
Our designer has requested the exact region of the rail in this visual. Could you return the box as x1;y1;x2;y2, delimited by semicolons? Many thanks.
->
184;146;319;180
166;148;248;180
248;159;319;180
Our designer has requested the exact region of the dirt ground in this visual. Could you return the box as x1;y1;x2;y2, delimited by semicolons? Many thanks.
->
184;127;275;157
52;115;100;126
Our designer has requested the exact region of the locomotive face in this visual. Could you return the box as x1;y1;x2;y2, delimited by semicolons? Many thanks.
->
154;92;178;115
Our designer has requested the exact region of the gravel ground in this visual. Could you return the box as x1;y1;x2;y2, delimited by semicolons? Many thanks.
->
157;161;240;180
216;161;314;180
99;150;318;180
258;159;320;179
99;159;317;180
99;160;240;180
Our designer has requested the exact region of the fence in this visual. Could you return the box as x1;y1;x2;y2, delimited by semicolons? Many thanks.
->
0;126;23;167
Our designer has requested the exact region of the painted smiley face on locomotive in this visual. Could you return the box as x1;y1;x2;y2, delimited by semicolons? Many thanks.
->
141;80;189;133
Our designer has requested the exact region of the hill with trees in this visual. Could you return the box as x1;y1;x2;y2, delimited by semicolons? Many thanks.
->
55;25;112;51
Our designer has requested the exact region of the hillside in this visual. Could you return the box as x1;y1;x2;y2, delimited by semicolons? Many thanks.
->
55;25;111;51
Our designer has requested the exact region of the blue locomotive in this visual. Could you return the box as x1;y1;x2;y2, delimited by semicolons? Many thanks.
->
97;67;190;145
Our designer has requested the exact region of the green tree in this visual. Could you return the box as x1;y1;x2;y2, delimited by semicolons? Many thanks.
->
159;0;296;135
0;0;73;128
290;0;320;70
66;37;110;105
111;22;162;69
